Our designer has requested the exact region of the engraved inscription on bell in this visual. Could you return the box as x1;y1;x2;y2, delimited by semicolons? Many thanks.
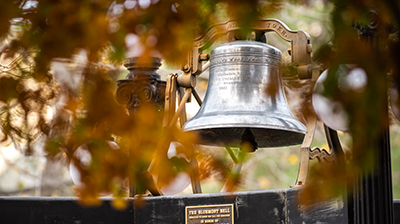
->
186;204;234;224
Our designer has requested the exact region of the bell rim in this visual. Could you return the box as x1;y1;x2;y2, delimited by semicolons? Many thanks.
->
184;126;305;148
183;112;305;133
184;123;305;134
184;121;305;135
183;113;306;148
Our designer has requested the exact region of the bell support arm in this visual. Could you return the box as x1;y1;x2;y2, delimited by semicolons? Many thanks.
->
292;116;345;187
161;74;203;194
162;74;178;128
169;88;192;129
182;18;313;80
323;124;345;166
292;114;317;187
163;73;203;129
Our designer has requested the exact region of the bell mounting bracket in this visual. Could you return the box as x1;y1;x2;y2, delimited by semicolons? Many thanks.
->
181;18;313;82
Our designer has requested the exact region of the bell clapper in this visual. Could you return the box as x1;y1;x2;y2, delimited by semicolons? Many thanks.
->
240;128;258;152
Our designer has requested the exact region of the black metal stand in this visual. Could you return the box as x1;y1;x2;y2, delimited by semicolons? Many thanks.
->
348;127;394;223
348;13;394;223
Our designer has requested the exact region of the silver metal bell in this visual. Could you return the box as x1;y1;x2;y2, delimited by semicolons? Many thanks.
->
183;41;305;148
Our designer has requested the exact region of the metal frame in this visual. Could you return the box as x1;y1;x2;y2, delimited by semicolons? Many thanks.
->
162;18;341;192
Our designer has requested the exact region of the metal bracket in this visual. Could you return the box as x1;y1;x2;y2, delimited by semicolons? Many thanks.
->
183;18;313;79
160;74;203;194
309;147;334;163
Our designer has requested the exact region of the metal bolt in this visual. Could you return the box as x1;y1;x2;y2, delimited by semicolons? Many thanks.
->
199;53;210;61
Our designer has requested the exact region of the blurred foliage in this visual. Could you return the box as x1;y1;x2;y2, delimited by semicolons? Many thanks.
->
1;0;400;209
299;0;400;205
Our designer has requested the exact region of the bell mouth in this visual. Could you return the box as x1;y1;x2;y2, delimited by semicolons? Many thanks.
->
183;113;305;148
185;127;305;148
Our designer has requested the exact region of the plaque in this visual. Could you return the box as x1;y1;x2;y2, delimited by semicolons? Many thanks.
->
185;204;234;224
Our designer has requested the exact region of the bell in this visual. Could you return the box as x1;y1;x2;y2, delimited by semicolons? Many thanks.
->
183;41;305;148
